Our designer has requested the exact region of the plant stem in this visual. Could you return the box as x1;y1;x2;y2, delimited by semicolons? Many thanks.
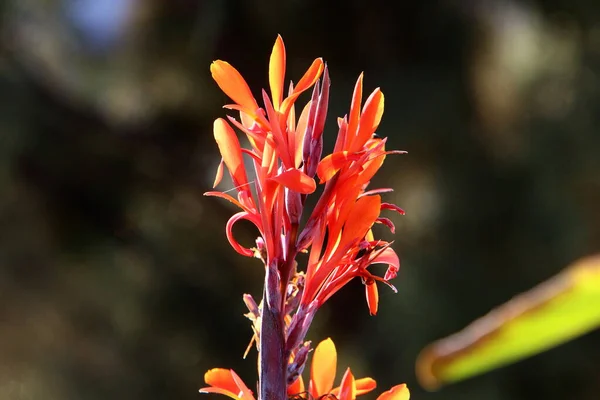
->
259;264;286;400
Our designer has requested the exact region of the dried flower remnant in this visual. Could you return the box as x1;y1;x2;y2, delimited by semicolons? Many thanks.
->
203;35;407;400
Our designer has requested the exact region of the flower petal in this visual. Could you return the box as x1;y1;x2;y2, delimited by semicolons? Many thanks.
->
351;89;384;152
213;158;225;188
204;191;245;210
214;118;249;188
270;168;316;194
338;195;381;255
316;151;363;183
211;61;259;114
226;212;262;257
199;386;241;399
371;247;400;281
269;35;286;111
281;58;324;118
365;279;379;316
331;377;377;398
204;368;237;392
345;73;363;148
376;384;410;400
354;378;377;395
310;338;337;398
381;202;405;215
287;376;305;397
338;368;356;400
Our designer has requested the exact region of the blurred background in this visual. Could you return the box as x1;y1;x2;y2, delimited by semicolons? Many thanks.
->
0;0;599;399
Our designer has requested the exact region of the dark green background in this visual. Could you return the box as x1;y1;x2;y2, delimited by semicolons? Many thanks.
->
1;0;599;399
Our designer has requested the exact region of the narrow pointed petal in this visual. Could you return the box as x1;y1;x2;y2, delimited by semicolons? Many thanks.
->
213;158;225;188
295;101;312;167
199;387;242;399
269;35;286;110
376;217;396;234
211;61;259;113
381;202;406;215
293;58;325;96
346;73;364;148
338;368;357;400
376;384;410;400
271;168;316;194
214;118;249;187
351;89;384;152
281;58;324;117
204;191;245;210
310;338;337;398
366;280;379;316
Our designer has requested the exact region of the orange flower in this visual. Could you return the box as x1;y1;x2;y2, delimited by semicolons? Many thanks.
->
295;74;406;317
206;35;324;262
199;368;255;400
287;338;410;400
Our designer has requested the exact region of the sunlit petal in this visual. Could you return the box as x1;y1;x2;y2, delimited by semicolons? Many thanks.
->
211;61;259;114
310;338;337;398
269;35;286;111
270;168;316;194
376;384;410;400
338;368;356;400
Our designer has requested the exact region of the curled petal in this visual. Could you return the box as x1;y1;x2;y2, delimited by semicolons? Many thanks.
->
211;61;259;114
371;247;400;281
376;384;410;400
376;217;395;234
310;338;337;398
226;212;262;257
271;168;316;194
381;202;405;215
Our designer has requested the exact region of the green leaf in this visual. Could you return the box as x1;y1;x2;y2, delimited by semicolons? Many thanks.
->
416;255;600;390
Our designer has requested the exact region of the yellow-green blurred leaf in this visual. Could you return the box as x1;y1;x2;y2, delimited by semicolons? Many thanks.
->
416;254;600;390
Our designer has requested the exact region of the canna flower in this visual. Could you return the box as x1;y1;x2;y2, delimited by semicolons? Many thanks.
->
206;35;325;271
200;339;409;400
295;73;406;318
288;338;410;400
205;35;406;400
